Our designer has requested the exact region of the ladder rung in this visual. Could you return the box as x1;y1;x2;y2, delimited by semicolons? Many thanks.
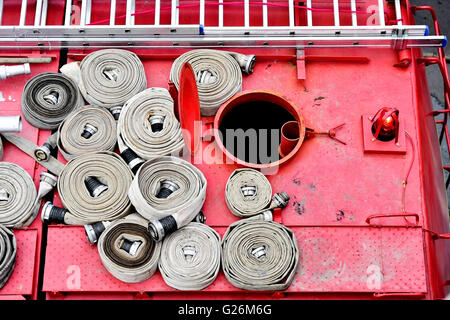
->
19;0;27;27
126;0;135;26
378;0;385;26
350;0;357;27
110;0;116;25
333;0;340;27
155;0;160;25
307;0;313;27
289;0;294;27
64;0;72;26
394;0;403;26
0;0;4;26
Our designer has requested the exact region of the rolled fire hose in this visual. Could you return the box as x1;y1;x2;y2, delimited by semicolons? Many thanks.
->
0;225;17;289
57;106;117;161
55;151;133;225
0;162;57;228
225;168;290;218
221;219;299;291
128;156;207;242
170;49;251;116
159;222;221;291
61;49;147;108
97;214;161;283
0;162;37;228
117;88;184;161
225;168;272;218
21;72;82;129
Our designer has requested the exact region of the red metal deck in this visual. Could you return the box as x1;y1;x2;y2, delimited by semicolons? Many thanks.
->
0;0;449;300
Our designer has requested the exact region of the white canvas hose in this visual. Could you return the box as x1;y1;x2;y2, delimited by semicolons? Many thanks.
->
169;49;247;116
225;168;273;218
61;49;147;108
97;214;161;283
21;72;82;129
0;162;37;228
117;88;184;161
56;151;133;225
0;225;17;289
57;106;117;161
128;156;207;242
158;222;221;291
221;219;299;291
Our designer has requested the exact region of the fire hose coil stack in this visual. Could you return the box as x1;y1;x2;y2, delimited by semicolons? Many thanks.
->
225;168;273;218
0;225;17;289
61;49;147;110
170;49;248;116
57;106;117;160
0;162;38;228
128;156;207;242
97;214;161;283
21;73;83;129
117;88;184;160
158;222;221;290
56;151;133;225
221;218;299;291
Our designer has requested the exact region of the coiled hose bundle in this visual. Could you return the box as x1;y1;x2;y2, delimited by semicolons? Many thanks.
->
0;162;37;228
117;88;184;160
56;151;133;225
21;72;83;129
225;168;273;218
61;49;147;109
159;222;221;290
97;214;161;283
221;219;299;291
169;49;246;116
57;106;117;161
128;156;207;242
0;225;17;289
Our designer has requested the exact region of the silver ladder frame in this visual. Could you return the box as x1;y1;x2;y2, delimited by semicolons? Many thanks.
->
0;0;446;49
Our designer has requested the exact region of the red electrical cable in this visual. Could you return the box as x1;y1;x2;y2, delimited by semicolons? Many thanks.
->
87;1;385;26
402;131;415;215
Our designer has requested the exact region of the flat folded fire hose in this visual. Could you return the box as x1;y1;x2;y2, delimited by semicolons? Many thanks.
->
0;225;17;289
97;214;161;283
158;222;221;290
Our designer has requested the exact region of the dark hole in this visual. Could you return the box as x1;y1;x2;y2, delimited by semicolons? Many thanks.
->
218;101;295;164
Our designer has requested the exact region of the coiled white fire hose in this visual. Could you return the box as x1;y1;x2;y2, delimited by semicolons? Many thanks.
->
21;73;83;129
225;168;291;218
57;106;117;161
0;162;37;228
128;156;207;242
221;218;299;291
52;151;133;225
97;214;161;283
170;49;253;116
117;88;184;163
0;225;17;289
158;222;221;291
61;49;147;109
